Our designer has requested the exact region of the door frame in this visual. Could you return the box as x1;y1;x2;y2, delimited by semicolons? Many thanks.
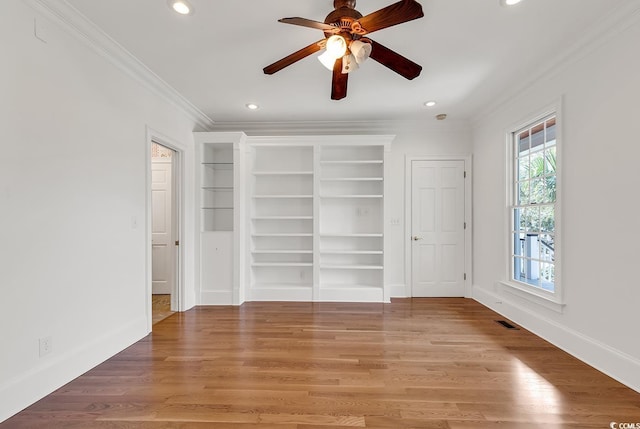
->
145;127;185;332
404;155;473;298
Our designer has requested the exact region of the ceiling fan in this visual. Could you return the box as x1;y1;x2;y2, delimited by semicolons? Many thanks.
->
263;0;424;100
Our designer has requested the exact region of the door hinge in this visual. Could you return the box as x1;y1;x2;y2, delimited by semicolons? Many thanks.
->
464;222;467;230
464;273;467;281
464;171;467;178
175;240;180;246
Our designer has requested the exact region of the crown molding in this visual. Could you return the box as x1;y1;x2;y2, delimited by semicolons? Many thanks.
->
471;0;640;125
25;0;215;131
208;118;470;136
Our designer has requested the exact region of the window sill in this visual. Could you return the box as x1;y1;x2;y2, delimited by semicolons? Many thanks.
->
499;281;566;313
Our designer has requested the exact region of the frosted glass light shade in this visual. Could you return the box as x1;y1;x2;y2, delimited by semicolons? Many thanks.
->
318;51;337;71
350;40;372;64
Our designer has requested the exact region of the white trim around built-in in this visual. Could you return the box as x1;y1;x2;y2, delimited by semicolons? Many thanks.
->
403;155;473;298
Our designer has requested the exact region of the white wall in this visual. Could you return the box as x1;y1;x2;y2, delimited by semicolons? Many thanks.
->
0;0;198;421
383;120;472;293
471;16;640;391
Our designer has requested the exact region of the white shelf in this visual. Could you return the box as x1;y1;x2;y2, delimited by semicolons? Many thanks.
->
252;283;312;289
321;283;383;289
252;233;313;237
252;171;313;176
252;216;313;220
320;250;383;255
253;195;313;199
320;264;384;270
320;233;383;237
202;163;233;171
252;262;313;267
252;250;313;254
320;194;383;199
321;177;383;182
320;160;383;165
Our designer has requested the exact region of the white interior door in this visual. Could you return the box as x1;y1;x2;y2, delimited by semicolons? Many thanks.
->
411;160;465;297
152;156;174;295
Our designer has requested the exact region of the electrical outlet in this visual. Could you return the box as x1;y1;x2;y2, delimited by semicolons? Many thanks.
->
39;337;52;357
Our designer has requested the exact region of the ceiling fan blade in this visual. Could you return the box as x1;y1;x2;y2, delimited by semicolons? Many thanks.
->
369;39;422;80
331;57;348;100
279;17;337;32
263;40;324;75
355;0;424;35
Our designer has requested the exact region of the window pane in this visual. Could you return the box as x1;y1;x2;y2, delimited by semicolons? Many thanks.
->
545;146;556;176
518;133;530;155
545;123;556;143
531;178;545;204
518;156;529;181
518;181;529;205
540;263;555;292
513;256;525;281
523;206;540;232
540;206;555;233
540;233;554;262
513;232;525;256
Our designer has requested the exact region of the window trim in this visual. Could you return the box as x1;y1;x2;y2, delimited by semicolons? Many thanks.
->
504;99;563;308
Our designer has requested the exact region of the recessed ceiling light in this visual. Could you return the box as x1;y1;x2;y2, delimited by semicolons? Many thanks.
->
423;101;437;108
500;0;523;6
168;0;194;15
246;103;259;110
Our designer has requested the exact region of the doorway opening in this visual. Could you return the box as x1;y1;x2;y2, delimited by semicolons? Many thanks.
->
151;142;178;324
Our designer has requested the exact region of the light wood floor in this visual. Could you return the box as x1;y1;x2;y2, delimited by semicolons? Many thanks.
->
3;299;639;428
152;294;175;325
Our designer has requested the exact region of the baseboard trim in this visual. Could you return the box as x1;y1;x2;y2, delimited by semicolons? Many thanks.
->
387;283;407;298
200;290;234;305
0;316;149;423
472;285;640;393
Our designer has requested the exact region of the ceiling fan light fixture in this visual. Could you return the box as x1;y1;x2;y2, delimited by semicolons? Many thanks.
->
325;35;348;59
168;0;194;15
350;40;372;65
318;51;338;71
342;54;359;73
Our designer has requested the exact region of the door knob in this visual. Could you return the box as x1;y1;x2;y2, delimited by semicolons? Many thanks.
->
412;236;423;241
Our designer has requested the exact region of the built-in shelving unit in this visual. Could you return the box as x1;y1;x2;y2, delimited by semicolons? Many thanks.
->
249;143;315;301
318;144;385;302
195;132;246;305
246;136;391;303
201;145;234;231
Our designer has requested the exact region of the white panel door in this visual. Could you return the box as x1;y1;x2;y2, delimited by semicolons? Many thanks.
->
152;158;174;295
411;160;465;297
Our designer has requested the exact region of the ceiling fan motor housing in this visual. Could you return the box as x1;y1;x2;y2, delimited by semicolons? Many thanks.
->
326;0;363;36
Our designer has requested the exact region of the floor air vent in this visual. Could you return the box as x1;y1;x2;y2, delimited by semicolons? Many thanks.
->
495;320;519;330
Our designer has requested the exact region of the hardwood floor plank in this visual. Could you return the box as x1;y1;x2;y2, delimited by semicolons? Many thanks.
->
2;298;639;428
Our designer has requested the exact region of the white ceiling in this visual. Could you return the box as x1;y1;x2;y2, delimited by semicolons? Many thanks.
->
64;0;624;124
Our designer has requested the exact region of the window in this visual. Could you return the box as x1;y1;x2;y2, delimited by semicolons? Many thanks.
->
510;114;557;295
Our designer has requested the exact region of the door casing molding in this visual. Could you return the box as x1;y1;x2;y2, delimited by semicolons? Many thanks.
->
145;126;186;332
